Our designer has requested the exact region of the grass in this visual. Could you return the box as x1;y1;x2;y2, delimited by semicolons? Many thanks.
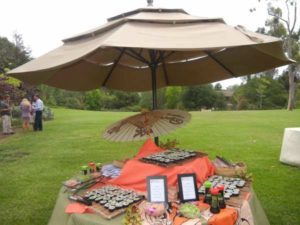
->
0;108;299;225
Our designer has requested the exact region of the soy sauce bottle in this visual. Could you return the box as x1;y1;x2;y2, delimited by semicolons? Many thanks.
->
203;181;212;204
210;188;220;214
218;185;226;209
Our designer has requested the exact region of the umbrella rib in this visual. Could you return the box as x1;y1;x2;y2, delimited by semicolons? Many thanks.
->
115;123;133;142
153;121;169;136
129;49;150;65
102;48;126;86
155;50;164;64
116;47;146;64
204;50;237;77
110;123;132;141
121;48;150;65
164;51;176;60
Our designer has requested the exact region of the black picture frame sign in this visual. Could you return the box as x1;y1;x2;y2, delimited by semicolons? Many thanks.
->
178;173;199;202
147;176;168;203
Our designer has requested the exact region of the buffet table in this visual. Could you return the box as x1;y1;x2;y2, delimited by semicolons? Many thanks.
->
47;186;269;225
47;140;270;225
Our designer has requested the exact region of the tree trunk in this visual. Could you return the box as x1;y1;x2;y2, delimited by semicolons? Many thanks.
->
287;37;295;110
287;65;295;110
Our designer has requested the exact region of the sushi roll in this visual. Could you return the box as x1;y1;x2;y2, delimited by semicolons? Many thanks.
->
133;197;140;203
95;197;102;203
229;185;236;190
104;203;110;209
84;193;92;198
108;205;116;212
127;199;134;204
99;200;107;205
226;189;233;195
122;201;130;208
224;193;231;199
110;200;117;206
115;202;123;209
88;195;97;201
116;196;123;202
232;189;240;196
237;180;246;188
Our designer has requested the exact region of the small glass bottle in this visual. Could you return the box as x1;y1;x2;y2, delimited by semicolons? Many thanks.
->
203;181;212;204
210;188;220;214
89;162;96;173
81;165;88;175
218;185;226;209
96;163;102;172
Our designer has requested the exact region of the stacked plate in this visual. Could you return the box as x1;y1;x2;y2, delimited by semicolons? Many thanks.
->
198;175;246;200
84;185;143;212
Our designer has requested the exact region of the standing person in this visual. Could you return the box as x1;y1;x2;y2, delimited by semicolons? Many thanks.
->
0;94;14;135
33;94;44;131
30;97;36;128
19;98;32;130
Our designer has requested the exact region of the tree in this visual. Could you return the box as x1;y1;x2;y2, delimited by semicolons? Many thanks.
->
0;34;34;104
214;83;222;90
181;85;217;110
256;0;300;110
105;89;140;109
164;87;182;109
139;88;166;109
0;33;31;73
233;75;287;109
214;91;227;110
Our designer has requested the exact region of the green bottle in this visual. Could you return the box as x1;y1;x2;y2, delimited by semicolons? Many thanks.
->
81;165;88;175
204;181;212;204
218;185;226;209
210;188;220;214
96;163;102;172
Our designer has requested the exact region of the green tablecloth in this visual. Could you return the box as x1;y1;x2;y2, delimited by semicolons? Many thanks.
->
48;187;270;225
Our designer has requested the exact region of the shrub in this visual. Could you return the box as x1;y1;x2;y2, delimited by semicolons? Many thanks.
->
43;107;54;121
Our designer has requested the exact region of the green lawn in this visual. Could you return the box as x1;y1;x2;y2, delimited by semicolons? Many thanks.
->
0;108;299;225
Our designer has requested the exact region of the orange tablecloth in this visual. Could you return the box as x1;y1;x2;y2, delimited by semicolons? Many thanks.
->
61;139;239;225
108;139;215;192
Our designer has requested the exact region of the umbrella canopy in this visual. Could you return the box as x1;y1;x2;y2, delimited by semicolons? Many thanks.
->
8;8;292;93
103;109;191;142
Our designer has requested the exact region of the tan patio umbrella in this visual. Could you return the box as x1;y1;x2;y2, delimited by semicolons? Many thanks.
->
8;7;293;143
103;109;191;142
8;8;292;94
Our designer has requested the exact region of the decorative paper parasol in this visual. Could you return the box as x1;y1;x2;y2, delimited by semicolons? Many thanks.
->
103;109;191;142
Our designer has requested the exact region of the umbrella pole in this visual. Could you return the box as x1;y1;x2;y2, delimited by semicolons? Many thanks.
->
150;62;159;146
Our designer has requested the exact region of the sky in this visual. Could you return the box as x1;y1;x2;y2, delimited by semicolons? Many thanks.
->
0;0;281;88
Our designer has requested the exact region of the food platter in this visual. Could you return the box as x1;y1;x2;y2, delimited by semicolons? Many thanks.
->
81;185;144;219
140;149;207;167
198;175;250;207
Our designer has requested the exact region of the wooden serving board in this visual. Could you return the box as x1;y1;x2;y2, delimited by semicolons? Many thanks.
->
77;186;143;220
225;182;251;208
91;202;127;220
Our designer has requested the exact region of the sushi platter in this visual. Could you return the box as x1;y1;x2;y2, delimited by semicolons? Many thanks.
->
82;185;144;219
198;175;250;207
140;148;207;167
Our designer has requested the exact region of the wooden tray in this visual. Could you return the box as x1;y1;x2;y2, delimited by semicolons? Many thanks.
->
91;202;127;220
225;182;251;208
78;186;143;220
